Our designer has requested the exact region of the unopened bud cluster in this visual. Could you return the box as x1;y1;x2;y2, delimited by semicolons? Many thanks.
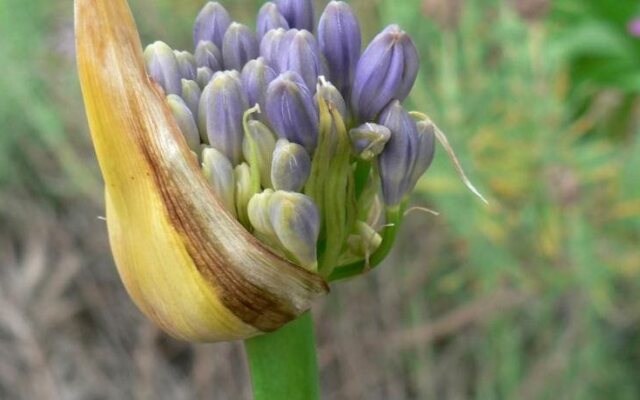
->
144;0;436;276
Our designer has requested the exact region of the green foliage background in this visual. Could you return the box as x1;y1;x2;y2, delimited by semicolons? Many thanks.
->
0;0;639;399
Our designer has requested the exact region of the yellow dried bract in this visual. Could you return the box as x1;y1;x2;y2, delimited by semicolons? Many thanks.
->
75;0;328;342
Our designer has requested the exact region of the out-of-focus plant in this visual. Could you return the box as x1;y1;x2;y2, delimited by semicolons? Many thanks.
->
0;0;99;209
392;0;640;397
550;0;640;140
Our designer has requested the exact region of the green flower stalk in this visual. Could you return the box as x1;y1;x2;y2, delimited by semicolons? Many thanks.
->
76;0;484;399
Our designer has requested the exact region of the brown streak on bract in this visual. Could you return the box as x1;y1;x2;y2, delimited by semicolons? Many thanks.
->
136;116;298;332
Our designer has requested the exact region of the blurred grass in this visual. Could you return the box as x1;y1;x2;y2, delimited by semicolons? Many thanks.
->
0;0;639;399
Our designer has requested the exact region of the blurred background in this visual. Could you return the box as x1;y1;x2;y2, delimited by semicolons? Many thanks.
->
1;0;640;398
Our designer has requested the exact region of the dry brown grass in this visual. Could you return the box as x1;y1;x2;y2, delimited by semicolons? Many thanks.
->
0;190;519;399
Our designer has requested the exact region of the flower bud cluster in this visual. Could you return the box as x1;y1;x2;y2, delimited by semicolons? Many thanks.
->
143;1;437;277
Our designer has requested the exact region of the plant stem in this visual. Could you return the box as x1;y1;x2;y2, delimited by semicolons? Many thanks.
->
244;312;320;400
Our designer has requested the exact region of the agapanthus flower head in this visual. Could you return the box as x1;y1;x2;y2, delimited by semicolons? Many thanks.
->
78;0;477;343
141;0;445;280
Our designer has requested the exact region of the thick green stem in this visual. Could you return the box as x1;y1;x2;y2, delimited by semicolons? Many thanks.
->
244;312;320;400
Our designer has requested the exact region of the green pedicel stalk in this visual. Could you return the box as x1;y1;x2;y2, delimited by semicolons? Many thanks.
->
245;312;320;400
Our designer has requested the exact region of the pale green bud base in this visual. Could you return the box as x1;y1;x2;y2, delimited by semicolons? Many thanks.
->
306;95;356;277
328;201;407;282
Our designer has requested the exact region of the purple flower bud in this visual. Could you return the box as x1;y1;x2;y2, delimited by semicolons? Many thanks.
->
195;41;223;71
257;2;290;41
351;25;419;121
265;71;319;153
167;94;201;152
318;1;361;95
202;146;237;217
349;123;391;161
408;115;436;190
317;78;348;121
274;0;315;32
241;57;277;111
260;28;286;68
222;22;259;71
173;50;197;81
193;2;232;50
181;79;202;120
281;29;327;91
198;72;249;165
144;41;182;96
271;139;311;192
269;190;320;270
196;67;214;88
377;100;419;206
